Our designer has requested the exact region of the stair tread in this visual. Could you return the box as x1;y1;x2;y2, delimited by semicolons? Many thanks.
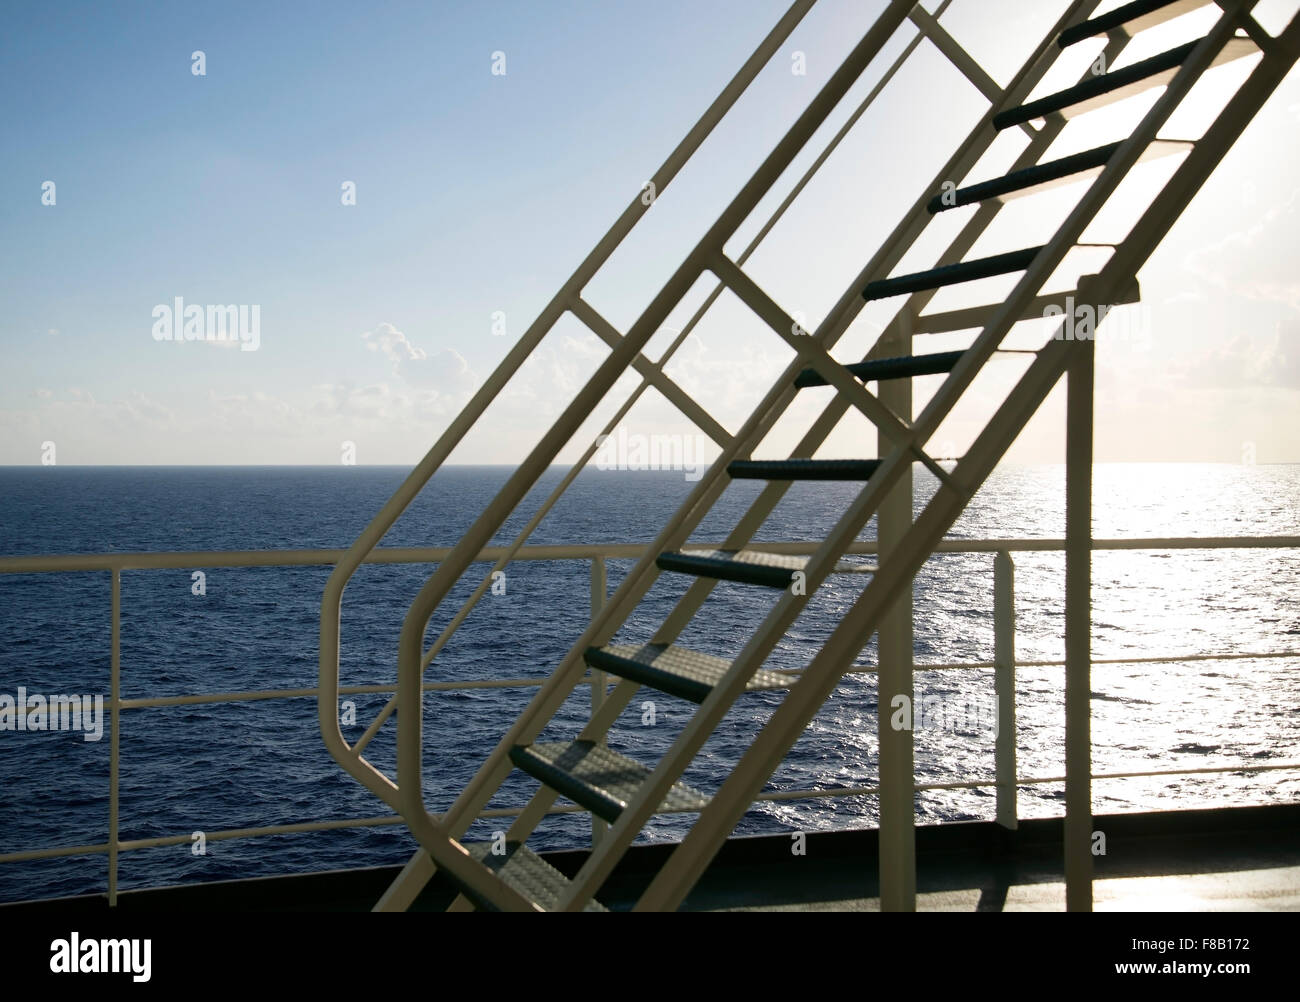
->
658;547;876;589
729;458;883;480
863;247;1043;302
796;351;965;387
464;841;607;912
997;41;1196;128
589;643;790;703
510;740;709;823
929;141;1192;214
931;143;1122;213
675;548;875;572
994;37;1254;130
1059;0;1206;48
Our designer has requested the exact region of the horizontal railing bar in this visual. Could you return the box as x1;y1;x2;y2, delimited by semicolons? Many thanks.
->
996;650;1300;669
2;530;1295;883
8;758;1298;867
1;535;1296;574
109;649;1298;711
1019;761;1300;785
118;816;407;851
889;650;1300;671
0;842;113;864
992;536;1300;551
118;677;568;710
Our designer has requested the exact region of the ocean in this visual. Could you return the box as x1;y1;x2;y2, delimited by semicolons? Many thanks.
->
0;463;1297;903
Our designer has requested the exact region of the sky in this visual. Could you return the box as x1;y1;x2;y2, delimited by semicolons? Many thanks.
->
1;0;1298;467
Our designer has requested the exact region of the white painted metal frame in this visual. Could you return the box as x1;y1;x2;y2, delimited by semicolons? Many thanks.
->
482;0;1140;909
376;0;1114;910
317;0;821;819
386;0;932;909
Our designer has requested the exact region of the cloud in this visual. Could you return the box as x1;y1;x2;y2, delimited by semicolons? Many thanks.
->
1184;188;1300;312
661;331;790;425
1171;325;1300;391
361;322;476;395
501;333;612;412
205;389;302;434
0;388;176;438
362;322;422;365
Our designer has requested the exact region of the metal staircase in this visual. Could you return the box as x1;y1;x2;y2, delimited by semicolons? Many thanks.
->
319;0;1300;911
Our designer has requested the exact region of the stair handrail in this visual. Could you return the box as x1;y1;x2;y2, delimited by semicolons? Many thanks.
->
340;0;964;763
392;0;921;831
427;0;1100;843
318;0;819;806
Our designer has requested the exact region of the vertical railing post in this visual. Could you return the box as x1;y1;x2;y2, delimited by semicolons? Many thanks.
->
108;567;120;907
1064;339;1095;911
589;556;608;847
876;309;917;911
994;550;1018;830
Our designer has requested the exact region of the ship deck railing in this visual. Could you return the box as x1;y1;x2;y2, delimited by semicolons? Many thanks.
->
0;534;1297;906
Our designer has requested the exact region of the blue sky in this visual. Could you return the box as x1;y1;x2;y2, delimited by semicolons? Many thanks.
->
2;0;1298;465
